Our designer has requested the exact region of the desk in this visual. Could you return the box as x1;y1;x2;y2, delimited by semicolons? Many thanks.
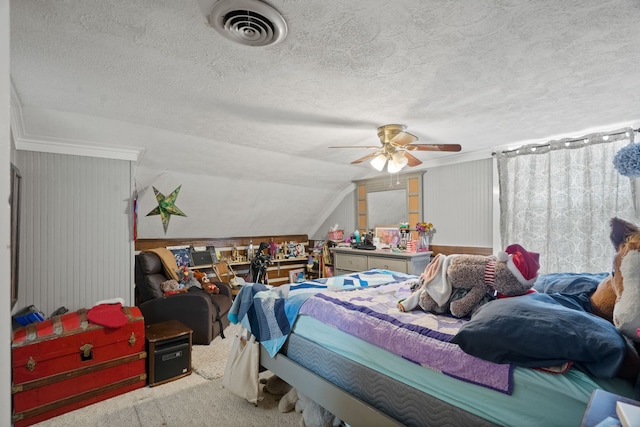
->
331;247;432;276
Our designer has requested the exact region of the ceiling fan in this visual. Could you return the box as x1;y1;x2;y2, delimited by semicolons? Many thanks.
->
329;124;462;172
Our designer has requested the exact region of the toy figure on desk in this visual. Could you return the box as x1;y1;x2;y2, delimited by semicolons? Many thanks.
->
269;238;277;258
289;241;296;258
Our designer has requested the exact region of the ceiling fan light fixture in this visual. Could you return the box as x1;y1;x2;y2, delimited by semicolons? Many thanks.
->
392;151;408;167
370;154;387;171
387;152;408;173
329;123;462;169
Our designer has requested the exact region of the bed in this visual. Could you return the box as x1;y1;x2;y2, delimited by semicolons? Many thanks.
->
230;268;637;427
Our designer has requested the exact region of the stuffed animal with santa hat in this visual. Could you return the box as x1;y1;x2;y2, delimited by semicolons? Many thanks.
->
399;244;540;318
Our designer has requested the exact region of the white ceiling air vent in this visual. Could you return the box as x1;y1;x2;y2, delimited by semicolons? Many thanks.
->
200;0;287;47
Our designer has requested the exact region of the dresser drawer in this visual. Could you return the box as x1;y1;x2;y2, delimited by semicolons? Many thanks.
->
368;257;407;273
335;253;368;271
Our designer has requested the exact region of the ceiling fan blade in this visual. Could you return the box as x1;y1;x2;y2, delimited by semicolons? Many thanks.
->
404;152;423;167
389;131;418;146
329;145;382;149
351;152;381;164
405;143;462;152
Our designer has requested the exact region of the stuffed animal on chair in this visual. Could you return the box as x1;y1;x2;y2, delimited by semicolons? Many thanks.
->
160;279;187;295
399;244;540;318
193;269;219;294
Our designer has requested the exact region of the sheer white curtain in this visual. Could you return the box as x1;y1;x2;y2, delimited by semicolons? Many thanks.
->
496;128;637;274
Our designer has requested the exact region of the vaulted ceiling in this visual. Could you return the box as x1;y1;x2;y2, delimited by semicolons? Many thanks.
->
9;0;640;235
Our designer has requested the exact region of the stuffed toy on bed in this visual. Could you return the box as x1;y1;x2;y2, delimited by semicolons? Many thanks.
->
590;217;640;342
398;244;540;318
589;217;640;383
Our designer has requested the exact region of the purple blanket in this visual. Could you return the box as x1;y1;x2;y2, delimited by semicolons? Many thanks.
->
299;280;514;394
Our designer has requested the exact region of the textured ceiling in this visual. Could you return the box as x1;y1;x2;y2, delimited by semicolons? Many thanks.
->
9;0;640;190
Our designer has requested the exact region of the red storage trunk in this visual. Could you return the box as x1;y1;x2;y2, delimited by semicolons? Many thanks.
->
11;306;147;426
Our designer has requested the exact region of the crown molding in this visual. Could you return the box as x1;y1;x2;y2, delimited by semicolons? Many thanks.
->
9;80;144;162
419;120;640;169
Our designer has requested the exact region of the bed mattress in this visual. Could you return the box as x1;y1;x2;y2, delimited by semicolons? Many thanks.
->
285;332;496;427
290;315;635;427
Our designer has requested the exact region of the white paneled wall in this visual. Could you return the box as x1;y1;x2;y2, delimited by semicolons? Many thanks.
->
14;151;133;316
423;159;494;248
315;160;494;249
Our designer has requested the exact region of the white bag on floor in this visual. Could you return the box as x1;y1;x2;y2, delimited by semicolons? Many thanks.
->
222;326;261;405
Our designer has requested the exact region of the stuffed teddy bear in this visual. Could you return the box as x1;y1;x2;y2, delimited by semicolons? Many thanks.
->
399;244;540;318
193;269;219;294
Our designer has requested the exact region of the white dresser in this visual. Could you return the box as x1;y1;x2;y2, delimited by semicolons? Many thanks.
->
332;247;432;276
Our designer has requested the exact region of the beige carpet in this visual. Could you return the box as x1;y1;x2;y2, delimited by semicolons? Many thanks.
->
32;323;303;427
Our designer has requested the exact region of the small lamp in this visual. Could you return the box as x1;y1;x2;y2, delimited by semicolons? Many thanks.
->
387;152;408;173
370;154;387;171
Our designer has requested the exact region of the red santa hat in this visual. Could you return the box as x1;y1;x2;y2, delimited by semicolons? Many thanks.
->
498;244;540;286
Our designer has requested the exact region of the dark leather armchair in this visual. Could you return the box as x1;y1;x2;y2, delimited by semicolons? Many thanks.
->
135;251;232;345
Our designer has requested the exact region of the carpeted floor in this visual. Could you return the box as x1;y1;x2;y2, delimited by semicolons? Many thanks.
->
32;323;303;426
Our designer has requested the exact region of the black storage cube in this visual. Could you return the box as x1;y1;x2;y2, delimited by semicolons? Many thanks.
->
146;320;193;386
152;337;190;383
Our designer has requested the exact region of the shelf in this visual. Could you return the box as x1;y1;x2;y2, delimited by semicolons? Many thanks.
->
188;256;310;270
228;256;310;266
188;264;213;270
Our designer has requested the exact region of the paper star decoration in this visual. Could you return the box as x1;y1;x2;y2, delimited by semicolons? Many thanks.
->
146;185;187;233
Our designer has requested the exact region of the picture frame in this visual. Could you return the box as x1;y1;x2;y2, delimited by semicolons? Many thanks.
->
167;245;191;267
375;226;401;248
289;268;305;284
11;164;22;309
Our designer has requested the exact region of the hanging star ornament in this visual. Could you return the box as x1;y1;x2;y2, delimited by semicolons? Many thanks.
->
146;185;187;233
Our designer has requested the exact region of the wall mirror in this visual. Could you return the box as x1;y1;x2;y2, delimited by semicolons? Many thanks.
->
11;163;22;309
367;189;406;228
354;172;423;232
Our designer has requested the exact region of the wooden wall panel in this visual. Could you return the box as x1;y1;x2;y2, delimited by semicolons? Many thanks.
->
135;235;309;253
429;245;492;256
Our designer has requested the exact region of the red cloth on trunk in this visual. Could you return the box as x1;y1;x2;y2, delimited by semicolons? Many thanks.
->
87;303;128;329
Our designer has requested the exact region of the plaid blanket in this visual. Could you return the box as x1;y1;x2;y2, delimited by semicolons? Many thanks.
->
227;269;415;357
